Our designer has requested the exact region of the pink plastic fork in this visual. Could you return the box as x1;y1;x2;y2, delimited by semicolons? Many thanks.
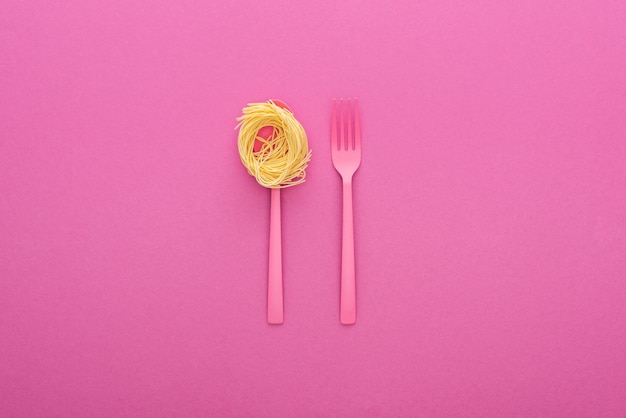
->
331;98;361;325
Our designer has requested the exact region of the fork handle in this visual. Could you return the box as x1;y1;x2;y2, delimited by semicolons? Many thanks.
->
268;187;283;324
341;180;356;324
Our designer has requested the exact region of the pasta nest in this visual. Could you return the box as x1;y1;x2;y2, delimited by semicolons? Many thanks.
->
236;100;311;188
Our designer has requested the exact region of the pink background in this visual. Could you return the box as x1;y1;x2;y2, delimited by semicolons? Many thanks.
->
2;0;626;416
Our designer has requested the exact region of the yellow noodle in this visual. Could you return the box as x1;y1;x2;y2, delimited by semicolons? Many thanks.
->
236;100;311;188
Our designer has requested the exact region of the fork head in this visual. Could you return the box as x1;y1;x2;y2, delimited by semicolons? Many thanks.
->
331;98;361;180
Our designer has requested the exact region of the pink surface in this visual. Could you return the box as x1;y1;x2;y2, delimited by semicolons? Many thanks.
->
2;0;626;416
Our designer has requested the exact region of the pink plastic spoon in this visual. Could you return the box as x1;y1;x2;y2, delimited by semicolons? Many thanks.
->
255;99;290;324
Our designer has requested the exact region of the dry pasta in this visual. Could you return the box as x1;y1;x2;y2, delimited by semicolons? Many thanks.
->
236;100;311;188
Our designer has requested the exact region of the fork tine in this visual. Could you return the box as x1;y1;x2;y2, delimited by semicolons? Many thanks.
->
354;98;361;151
347;98;352;150
331;99;338;151
339;98;345;150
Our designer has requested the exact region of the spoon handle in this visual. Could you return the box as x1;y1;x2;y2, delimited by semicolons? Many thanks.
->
267;187;283;324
